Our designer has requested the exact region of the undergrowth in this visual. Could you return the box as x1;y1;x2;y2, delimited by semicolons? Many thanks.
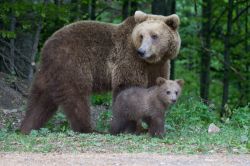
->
0;94;249;154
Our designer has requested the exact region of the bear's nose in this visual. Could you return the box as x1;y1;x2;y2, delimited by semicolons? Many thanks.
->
171;99;176;103
137;49;145;57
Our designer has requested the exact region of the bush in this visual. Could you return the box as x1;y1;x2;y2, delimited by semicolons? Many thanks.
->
166;96;219;130
230;104;250;128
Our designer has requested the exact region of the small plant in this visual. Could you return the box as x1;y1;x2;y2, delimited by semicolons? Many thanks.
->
95;110;112;132
91;93;112;106
45;110;70;132
230;104;250;128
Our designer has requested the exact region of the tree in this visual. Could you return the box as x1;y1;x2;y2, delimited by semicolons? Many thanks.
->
130;0;137;16
122;0;138;20
89;0;96;20
9;0;16;74
28;0;49;82
122;0;129;20
152;0;176;79
200;0;212;103
221;0;233;116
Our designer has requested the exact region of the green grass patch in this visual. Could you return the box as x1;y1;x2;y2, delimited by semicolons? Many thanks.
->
0;95;249;154
0;125;249;154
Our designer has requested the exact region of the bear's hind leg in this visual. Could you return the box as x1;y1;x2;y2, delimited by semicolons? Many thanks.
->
20;91;58;134
63;95;92;133
125;121;137;134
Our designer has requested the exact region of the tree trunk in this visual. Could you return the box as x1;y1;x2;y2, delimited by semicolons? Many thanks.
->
88;0;96;20
122;0;129;20
130;0;138;16
71;0;82;21
152;0;176;80
168;0;176;80
9;0;16;75
28;0;49;82
28;20;42;83
221;0;233;116
245;1;249;104
200;0;212;103
152;0;166;15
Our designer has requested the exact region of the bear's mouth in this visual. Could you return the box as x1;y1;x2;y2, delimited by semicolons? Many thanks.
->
143;54;161;63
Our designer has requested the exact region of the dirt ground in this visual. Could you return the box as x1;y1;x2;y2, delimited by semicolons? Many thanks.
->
0;153;250;166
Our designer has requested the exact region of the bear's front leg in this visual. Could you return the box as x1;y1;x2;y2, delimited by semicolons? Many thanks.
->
148;116;165;138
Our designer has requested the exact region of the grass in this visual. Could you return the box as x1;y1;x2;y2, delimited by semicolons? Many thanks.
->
0;95;249;154
0;125;249;154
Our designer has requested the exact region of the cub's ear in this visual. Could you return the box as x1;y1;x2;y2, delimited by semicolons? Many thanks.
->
165;14;180;30
156;77;166;86
175;79;184;87
134;11;148;23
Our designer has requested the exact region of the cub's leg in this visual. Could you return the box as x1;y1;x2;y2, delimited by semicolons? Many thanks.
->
148;117;165;138
110;117;128;135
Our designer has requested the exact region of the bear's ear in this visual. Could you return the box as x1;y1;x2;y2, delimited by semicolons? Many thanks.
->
165;14;180;30
134;11;148;23
175;79;184;87
156;77;166;86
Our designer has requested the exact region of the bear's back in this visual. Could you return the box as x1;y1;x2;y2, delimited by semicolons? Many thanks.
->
41;21;117;62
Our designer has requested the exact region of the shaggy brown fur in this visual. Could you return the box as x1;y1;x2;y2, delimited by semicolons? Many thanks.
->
110;77;184;137
20;11;181;134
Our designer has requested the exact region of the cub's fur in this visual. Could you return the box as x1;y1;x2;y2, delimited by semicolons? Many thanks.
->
110;77;184;137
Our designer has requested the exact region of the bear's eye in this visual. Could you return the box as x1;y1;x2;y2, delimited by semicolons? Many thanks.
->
151;34;158;40
166;91;171;95
140;34;143;40
175;91;178;95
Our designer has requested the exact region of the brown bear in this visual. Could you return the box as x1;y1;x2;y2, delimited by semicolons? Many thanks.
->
20;11;181;134
110;77;184;137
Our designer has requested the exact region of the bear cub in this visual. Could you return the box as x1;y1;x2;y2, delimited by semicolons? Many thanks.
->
110;77;184;137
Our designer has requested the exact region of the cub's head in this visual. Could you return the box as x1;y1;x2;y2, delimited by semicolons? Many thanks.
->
156;77;184;105
132;11;181;63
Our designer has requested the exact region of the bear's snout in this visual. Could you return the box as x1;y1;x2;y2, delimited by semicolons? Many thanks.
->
137;49;146;57
171;99;177;103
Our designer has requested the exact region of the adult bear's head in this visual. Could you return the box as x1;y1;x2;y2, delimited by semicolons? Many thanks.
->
132;11;181;63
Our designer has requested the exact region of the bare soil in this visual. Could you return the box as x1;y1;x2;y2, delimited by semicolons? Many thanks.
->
0;153;250;166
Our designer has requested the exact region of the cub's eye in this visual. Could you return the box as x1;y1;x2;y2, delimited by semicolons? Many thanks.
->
175;91;178;95
166;91;171;95
151;34;158;40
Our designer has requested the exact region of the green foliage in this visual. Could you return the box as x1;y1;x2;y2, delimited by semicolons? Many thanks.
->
96;110;112;132
230;104;250;128
45;111;70;132
1;93;250;154
91;93;112;106
166;96;218;130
